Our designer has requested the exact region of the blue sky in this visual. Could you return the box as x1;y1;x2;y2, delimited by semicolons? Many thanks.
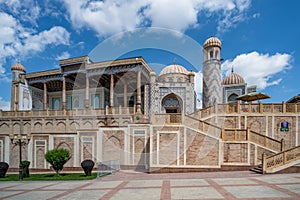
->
0;0;299;110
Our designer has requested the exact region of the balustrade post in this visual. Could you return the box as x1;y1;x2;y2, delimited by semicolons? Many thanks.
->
259;101;263;113
281;139;285;151
282;101;286;113
234;130;237;141
221;129;225;140
283;151;287;164
246;127;250;141
262;153;266;174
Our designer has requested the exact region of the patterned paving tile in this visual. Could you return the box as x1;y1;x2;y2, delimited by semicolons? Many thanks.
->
171;187;224;199
57;190;109;200
212;178;258;185
6;191;65;200
83;181;123;189
110;188;161;200
277;184;300;194
224;185;291;198
254;175;300;184
3;182;54;190
46;182;87;190
125;180;162;188
0;191;23;198
170;179;209;186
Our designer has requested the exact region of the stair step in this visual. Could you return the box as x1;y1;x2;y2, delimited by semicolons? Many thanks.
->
249;168;263;174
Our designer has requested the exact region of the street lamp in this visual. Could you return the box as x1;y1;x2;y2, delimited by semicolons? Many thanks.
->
9;132;31;181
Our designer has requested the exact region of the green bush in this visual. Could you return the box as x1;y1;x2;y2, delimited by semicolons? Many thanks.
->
22;160;30;178
45;148;71;174
0;162;9;178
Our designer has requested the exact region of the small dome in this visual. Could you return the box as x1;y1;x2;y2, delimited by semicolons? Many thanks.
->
159;64;188;76
203;37;222;49
222;71;245;85
11;63;26;73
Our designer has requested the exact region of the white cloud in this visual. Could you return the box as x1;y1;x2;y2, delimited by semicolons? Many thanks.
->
0;96;10;111
55;51;70;61
61;0;251;36
0;0;40;26
222;51;292;89
23;26;70;53
0;11;70;81
62;0;148;37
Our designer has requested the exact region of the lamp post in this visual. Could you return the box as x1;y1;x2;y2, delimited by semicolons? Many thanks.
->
9;132;31;181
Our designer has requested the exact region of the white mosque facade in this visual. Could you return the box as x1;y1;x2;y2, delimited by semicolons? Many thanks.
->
0;37;299;173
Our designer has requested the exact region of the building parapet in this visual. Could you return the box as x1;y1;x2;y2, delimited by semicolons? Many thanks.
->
0;106;137;118
192;102;300;119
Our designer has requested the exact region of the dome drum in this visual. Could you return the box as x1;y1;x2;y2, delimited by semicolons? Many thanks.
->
222;72;245;85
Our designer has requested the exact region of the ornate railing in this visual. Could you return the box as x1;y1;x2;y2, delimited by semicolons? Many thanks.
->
222;128;283;152
184;115;222;138
152;114;182;125
191;102;299;118
262;145;300;173
0;106;136;118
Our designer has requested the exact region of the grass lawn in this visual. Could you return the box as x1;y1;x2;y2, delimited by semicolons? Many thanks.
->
0;172;108;181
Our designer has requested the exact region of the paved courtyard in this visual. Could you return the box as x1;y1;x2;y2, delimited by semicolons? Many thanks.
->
0;171;299;199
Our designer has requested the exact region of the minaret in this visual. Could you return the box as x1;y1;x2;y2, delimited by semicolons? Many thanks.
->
11;62;26;111
202;37;222;108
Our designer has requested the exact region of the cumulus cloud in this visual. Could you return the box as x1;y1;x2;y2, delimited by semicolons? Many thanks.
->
61;0;251;36
222;51;292;89
55;51;70;60
0;11;70;81
0;96;10;111
0;0;40;26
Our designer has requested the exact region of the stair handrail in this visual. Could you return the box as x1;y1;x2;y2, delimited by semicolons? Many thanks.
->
262;145;300;174
221;128;283;152
185;116;284;153
184;115;222;138
248;130;283;152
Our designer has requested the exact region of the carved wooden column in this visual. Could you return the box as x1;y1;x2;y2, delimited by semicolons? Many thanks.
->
62;76;66;110
110;74;114;107
43;82;47;110
136;69;141;113
85;75;89;108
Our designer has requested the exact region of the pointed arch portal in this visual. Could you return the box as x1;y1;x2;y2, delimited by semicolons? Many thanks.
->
161;93;182;113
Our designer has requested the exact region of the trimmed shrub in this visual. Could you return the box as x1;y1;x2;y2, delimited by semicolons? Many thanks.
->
0;162;9;178
81;160;95;176
45;148;71;174
22;160;30;178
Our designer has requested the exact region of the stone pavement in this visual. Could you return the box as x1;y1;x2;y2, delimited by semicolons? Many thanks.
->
0;170;299;199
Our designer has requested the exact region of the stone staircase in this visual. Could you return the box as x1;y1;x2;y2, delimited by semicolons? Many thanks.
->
249;164;263;174
250;146;300;174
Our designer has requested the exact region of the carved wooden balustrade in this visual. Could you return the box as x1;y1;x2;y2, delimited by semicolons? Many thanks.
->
0;106;136;118
190;102;300;118
262;145;300;173
221;128;283;152
152;113;182;125
184;115;222;138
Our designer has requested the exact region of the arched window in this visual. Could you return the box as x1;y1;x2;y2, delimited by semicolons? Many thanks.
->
161;93;182;113
228;93;238;103
209;51;214;59
215;50;219;58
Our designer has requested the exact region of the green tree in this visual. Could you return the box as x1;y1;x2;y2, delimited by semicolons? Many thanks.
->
45;148;71;174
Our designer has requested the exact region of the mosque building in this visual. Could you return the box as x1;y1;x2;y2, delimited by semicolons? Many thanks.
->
0;37;299;173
